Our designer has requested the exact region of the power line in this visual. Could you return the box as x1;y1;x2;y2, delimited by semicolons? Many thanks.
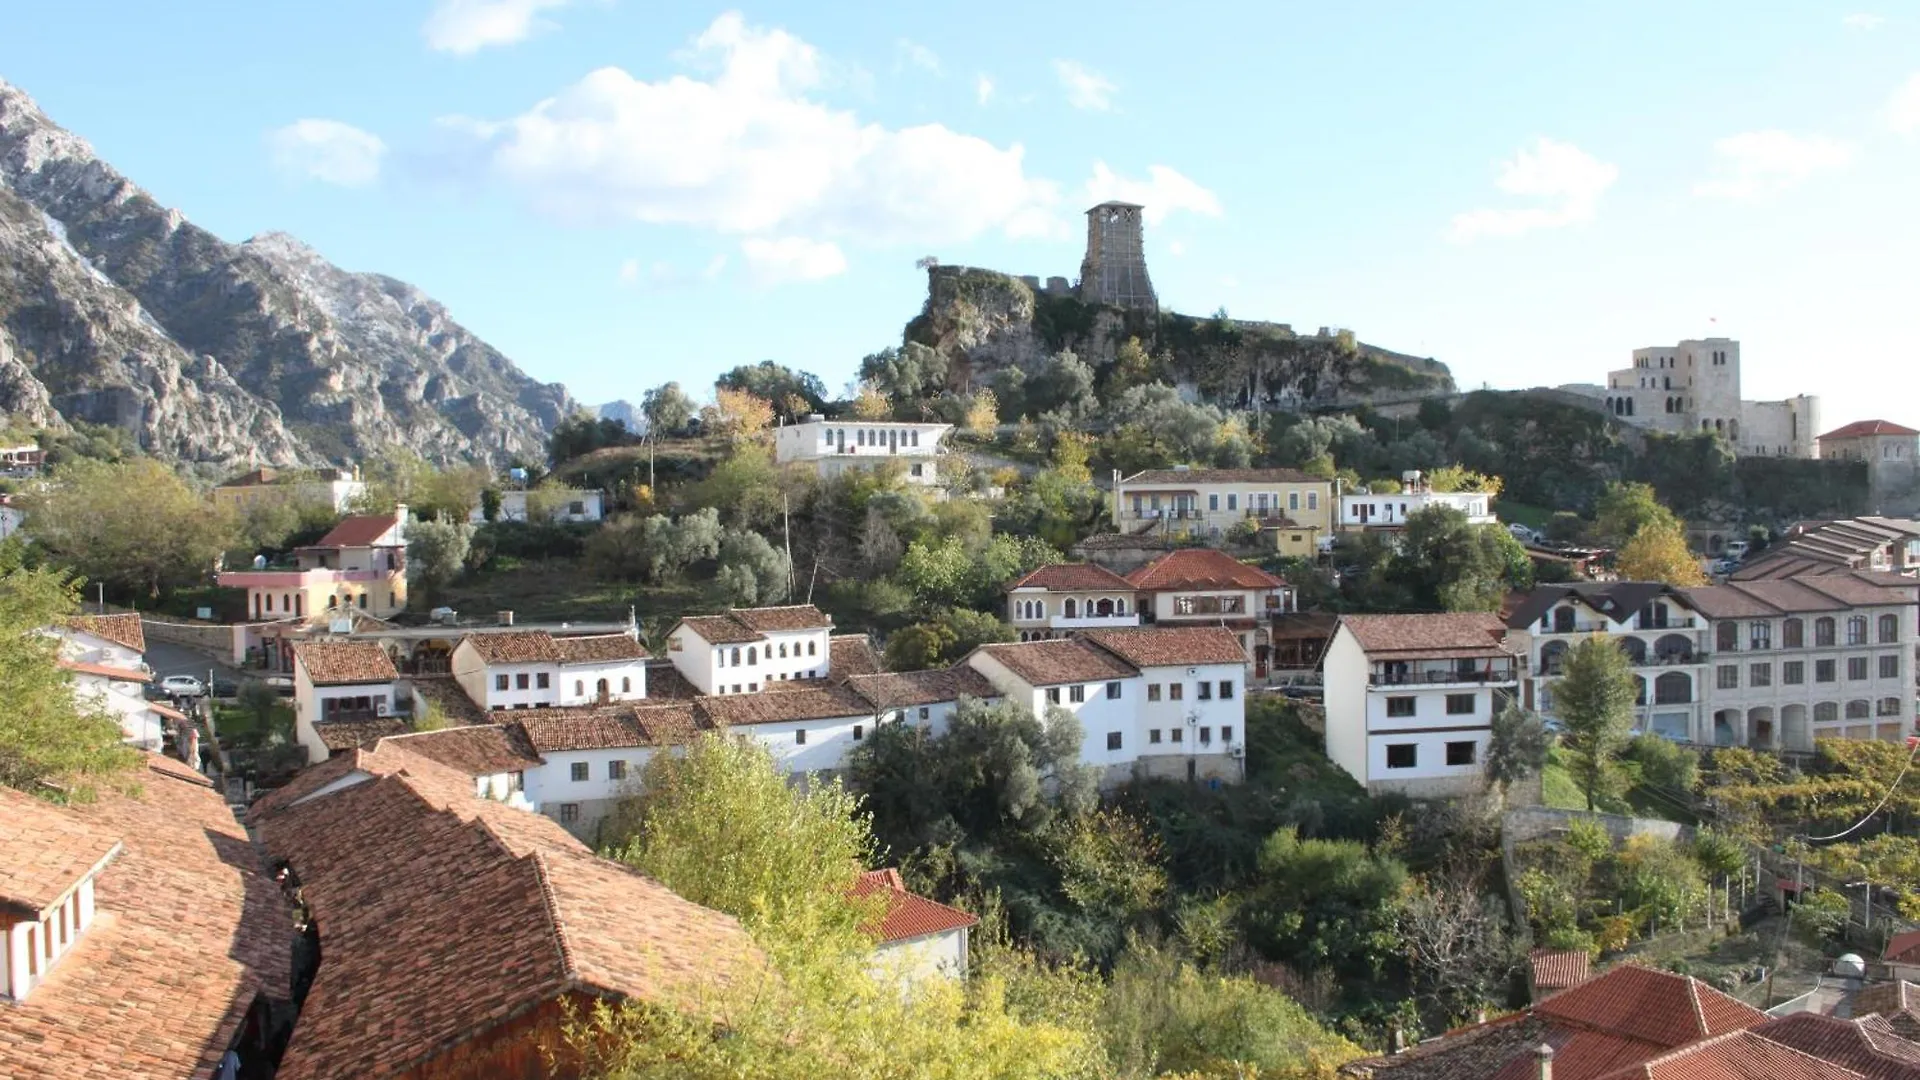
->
1801;737;1920;844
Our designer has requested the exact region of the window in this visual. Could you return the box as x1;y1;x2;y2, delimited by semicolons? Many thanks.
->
574;680;584;696
1289;492;1300;511
1817;659;1837;683
1045;687;1061;704
1307;492;1319;511
1445;693;1476;715
778;644;787;658
622;676;632;693
1446;741;1476;766
910;463;923;478
559;803;579;824
1106;732;1123;751
1846;700;1871;720
748;647;758;664
1848;617;1869;646
1784;661;1805;685
1881;614;1901;643
1750;622;1771;650
1149;729;1162;744
536;672;550;689
1882;655;1901;680
918;706;930;720
730;647;741;665
794;728;807;745
853;725;865;741
1815;618;1836;647
495;674;509;691
1717;665;1738;690
1717;622;1738;652
1814;701;1839;724
1749;663;1771;687
1222;726;1234;743
1849;657;1869;681
1170;728;1184;743
1227;494;1237;510
570;762;589;782
608;760;627;781
1783;619;1804;648
516;673;530;690
1169;683;1184;701
1197;682;1212;700
1880;698;1903;717
1106;681;1123;700
1199;727;1212;746
1386;744;1417;769
809;641;818;656
1069;685;1086;703
1147;684;1161;702
1386;697;1416;718
1219;680;1234;700
1209;494;1219;511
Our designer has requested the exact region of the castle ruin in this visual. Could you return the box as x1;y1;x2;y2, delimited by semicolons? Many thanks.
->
1078;201;1157;311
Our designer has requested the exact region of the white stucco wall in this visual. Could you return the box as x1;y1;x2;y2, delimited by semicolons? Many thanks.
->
1321;627;1370;785
869;928;969;984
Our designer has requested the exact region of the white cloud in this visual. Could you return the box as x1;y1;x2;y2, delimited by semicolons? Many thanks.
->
423;0;571;54
976;74;995;105
1082;162;1222;224
1692;130;1855;201
267;119;386;187
1447;137;1618;243
1887;73;1920;135
1842;12;1885;29
897;39;940;75
741;236;846;283
451;13;1062;248
1166;239;1186;257
619;253;728;288
1054;59;1117;111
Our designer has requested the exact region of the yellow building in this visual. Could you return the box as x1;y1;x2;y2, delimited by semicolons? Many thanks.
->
1112;467;1333;558
219;509;410;669
213;467;367;514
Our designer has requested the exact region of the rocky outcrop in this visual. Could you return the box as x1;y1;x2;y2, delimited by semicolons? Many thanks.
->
0;77;572;466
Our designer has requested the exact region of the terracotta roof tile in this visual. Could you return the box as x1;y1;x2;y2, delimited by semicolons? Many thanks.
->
678;614;763;644
1592;1029;1868;1080
0;755;291;1080
1530;948;1593;993
642;660;702;700
851;869;979;943
313;513;401;548
251;745;760;1080
314;716;411;750
57;658;150;682
460;629;563;663
411;674;492;725
376;724;544;774
1885;930;1920;964
945;664;1002;700
64;612;145;653
830;633;884;677
1753;1012;1920;1078
698;684;874;727
973;638;1138;687
731;604;833;632
1856;982;1920;1027
553;633;649;663
1083;626;1247;668
1339;613;1517;659
295;640;398;685
844;666;1005;709
512;703;710;752
1822;420;1920;440
0;788;122;917
1534;964;1764;1048
1006;562;1138;592
1120;467;1320;485
1126;547;1289;591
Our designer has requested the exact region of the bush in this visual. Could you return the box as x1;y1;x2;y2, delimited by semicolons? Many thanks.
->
476;520;593;562
1626;735;1699;797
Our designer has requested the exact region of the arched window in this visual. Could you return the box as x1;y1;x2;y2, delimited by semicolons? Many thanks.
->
574;680;584;696
1064;598;1078;618
1814;702;1838;724
747;646;758;665
1654;633;1693;663
1116;599;1127;615
1617;637;1647;665
1847;616;1868;645
857;430;866;446
1095;598;1113;617
730;647;741;665
1815;618;1835;647
778;643;787;658
808;641;817;656
1846;699;1871;720
1881;614;1900;643
1540;640;1569;676
621;677;631;693
1782;618;1803;648
328;595;339;609
1654;671;1692;704
1627;398;1635;416
596;678;609;699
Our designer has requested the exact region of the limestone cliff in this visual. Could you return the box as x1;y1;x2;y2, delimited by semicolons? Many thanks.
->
0;77;572;467
907;265;1454;409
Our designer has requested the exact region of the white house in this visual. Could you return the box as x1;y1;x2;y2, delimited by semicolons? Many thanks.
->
509;703;708;838
54;614;176;751
0;787;118;1003
1321;613;1521;796
667;606;835;696
450;630;649;711
1339;474;1496;530
372;725;544;809
853;868;979;984
699;685;879;775
1126;547;1294;678
291;641;401;764
775;417;952;488
844;667;1003;736
1004;563;1139;641
467;488;607;525
1506;582;1708;744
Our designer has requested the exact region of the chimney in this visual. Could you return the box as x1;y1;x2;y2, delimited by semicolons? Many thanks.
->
497;610;514;626
393;502;409;527
1534;1043;1554;1080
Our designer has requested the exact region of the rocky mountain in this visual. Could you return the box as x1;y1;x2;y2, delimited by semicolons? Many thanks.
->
0;77;573;468
591;399;640;431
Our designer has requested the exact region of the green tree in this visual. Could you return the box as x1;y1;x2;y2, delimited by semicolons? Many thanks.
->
1052;808;1168;927
0;568;140;800
404;519;473;602
1593;481;1681;549
716;360;828;417
1387;506;1533;612
547;411;637;465
1025;350;1097;419
1616;520;1706;586
882;622;956;672
858;342;950;400
1249;827;1408;977
713;528;791;607
1555;636;1638;812
1485;702;1550;795
641;381;696;436
24;458;237;598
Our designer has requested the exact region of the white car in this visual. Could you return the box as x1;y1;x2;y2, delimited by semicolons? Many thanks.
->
158;674;206;698
1508;523;1537;543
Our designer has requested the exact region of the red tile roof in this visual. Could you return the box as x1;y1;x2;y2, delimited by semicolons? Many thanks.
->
1534;964;1764;1049
0;755;290;1080
57;658;150;682
314;513;401;547
699;685;874;727
314;716;411;751
1752;1012;1920;1078
376;724;545;774
972;638;1138;687
460;629;564;663
1338;613;1517;659
1126;547;1289;591
1885;930;1920;964
1006;562;1138;592
65;612;146;653
1530;948;1593;994
1591;1029;1866;1080
1082;626;1248;668
845;667;1003;709
511;703;710;752
249;744;761;1080
1120;467;1320;485
294;640;399;685
851;868;979;944
678;605;834;645
1822;420;1920;440
0;788;122;918
830;633;884;677
552;632;649;663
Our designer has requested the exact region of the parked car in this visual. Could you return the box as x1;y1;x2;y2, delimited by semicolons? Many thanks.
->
158;674;206;698
264;674;296;697
1722;539;1750;561
1508;523;1537;544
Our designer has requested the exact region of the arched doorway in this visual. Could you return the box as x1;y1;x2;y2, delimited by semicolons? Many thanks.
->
1654;671;1692;704
1712;709;1740;746
1539;640;1569;676
1654;634;1693;664
1782;704;1809;751
1747;706;1775;749
1617;637;1648;665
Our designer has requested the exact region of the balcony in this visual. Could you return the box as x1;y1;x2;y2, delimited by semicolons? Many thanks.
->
1370;669;1517;687
1540;620;1612;634
1633;616;1698;630
1125;509;1205;521
1051;614;1141;630
218;567;392;588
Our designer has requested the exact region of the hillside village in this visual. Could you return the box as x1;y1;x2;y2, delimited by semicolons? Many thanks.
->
5;36;1920;1080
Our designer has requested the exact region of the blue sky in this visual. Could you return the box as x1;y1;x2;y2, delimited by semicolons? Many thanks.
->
4;1;1917;430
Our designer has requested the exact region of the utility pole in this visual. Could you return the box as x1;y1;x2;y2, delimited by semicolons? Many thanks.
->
783;493;794;601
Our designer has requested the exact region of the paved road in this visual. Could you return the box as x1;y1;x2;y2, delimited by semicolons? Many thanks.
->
143;639;246;690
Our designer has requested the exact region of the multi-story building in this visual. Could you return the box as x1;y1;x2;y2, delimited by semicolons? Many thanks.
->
466;486;607;524
666;605;835;695
449;630;649;711
1507;571;1919;750
775;416;952;489
1338;472;1496;530
1734;516;1920;580
1321;613;1521;796
291;641;403;764
1111;467;1333;556
53;613;181;751
1005;562;1140;641
1818;420;1920;515
220;507;409;628
1592;337;1819;458
1127;547;1293;676
213;466;367;514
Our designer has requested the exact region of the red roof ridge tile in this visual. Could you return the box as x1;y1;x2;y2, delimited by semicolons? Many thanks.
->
528;848;580;983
